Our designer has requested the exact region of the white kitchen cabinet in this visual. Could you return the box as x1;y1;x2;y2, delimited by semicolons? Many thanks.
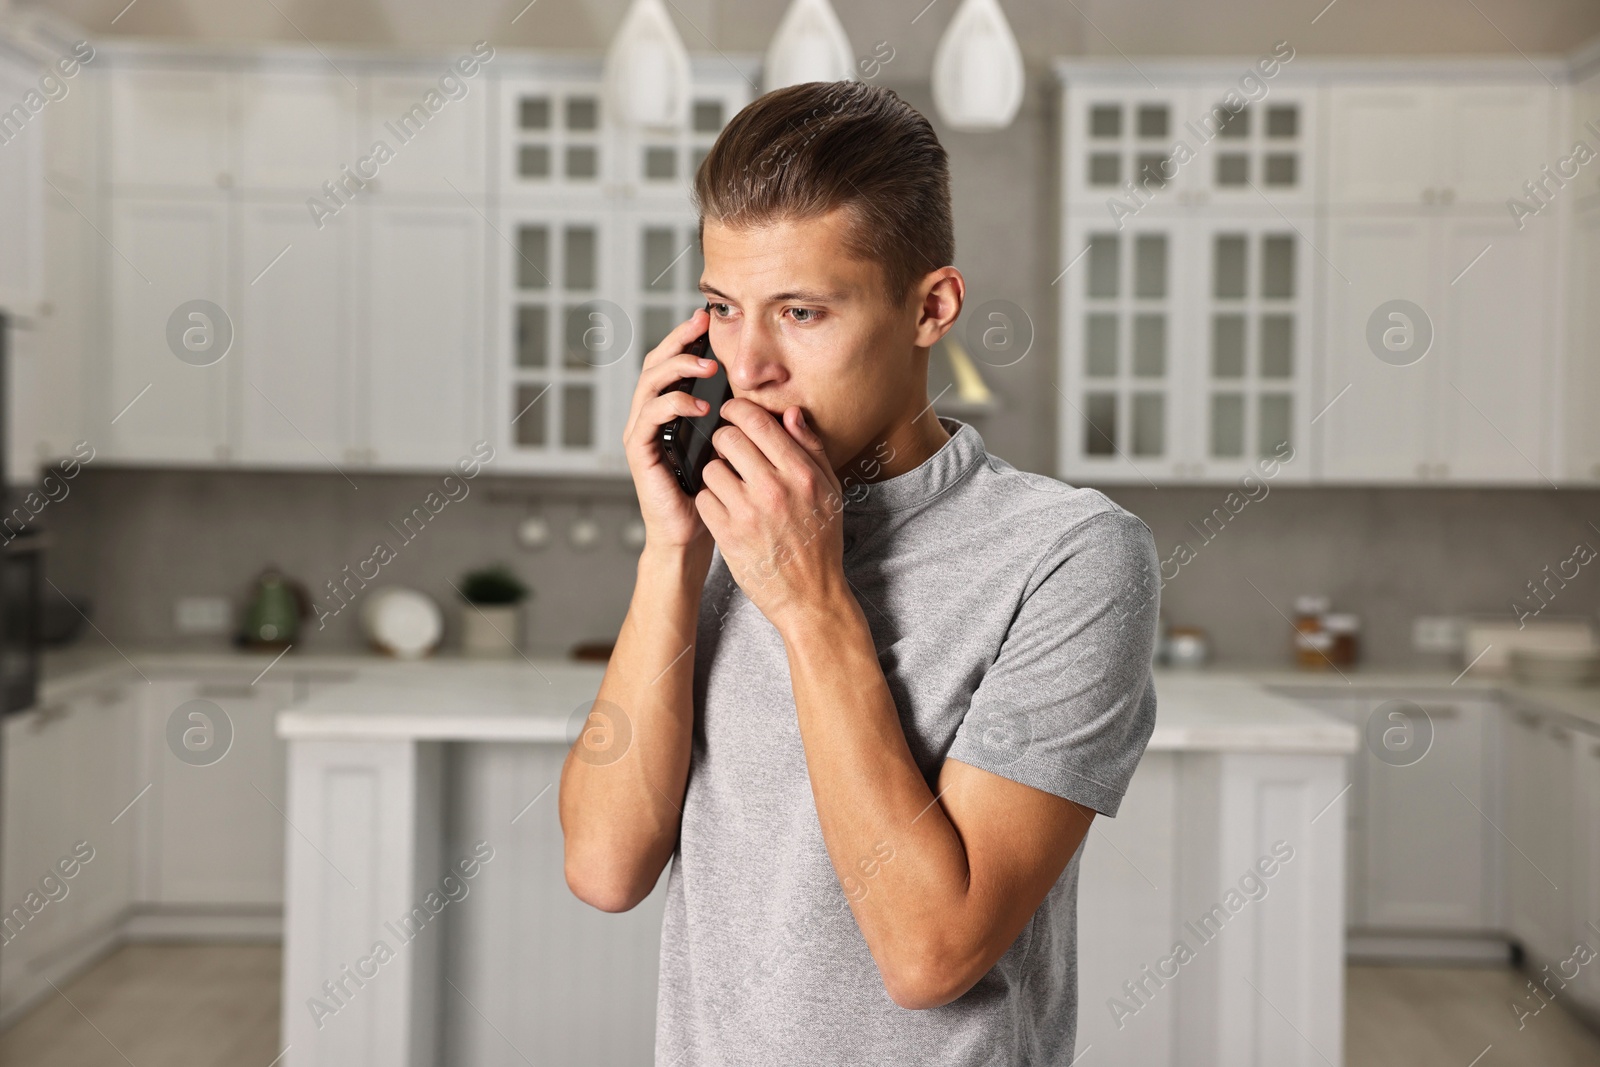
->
497;74;611;194
1;685;138;1019
106;196;232;464
1328;82;1554;208
1326;86;1432;206
490;66;749;476
1504;704;1577;967
359;73;488;196
1059;74;1316;215
25;182;94;469
235;201;357;468
494;210;619;473
1435;217;1555;482
139;677;293;907
1564;205;1600;482
108;68;231;192
1361;698;1496;931
233;72;356;192
359;204;487;469
1058;210;1313;483
1321;215;1554;484
0;43;46;316
1281;690;1499;939
1186;81;1318;211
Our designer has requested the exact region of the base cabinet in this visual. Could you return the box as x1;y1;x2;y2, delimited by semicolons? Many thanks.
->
1282;691;1497;938
0;684;139;1022
1505;704;1581;966
136;677;294;908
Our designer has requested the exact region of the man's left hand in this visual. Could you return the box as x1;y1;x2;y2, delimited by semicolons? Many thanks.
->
695;397;849;635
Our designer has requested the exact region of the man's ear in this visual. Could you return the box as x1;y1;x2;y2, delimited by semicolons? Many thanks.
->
914;267;964;348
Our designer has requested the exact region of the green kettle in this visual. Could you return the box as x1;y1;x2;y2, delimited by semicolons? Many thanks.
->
241;567;309;650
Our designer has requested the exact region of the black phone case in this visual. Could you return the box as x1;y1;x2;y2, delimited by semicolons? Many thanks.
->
657;315;733;495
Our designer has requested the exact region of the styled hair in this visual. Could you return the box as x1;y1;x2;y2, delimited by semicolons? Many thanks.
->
692;81;954;309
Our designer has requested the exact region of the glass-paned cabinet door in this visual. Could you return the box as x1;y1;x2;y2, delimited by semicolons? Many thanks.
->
1191;215;1312;480
621;85;746;199
1058;216;1188;482
1063;86;1190;212
499;77;609;192
627;214;706;370
499;212;630;473
1187;84;1317;209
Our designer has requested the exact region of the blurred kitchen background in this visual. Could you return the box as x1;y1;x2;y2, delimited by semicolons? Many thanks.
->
0;0;1599;1065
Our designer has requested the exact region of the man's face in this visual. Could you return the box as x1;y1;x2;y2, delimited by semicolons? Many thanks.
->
699;208;921;472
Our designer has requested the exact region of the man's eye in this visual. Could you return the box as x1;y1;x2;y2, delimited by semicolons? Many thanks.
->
710;303;731;318
788;307;820;324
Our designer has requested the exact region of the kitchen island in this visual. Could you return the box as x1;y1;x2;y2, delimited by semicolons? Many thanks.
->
273;664;1358;1067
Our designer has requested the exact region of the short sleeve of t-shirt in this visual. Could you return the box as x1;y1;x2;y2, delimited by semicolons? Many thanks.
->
944;507;1159;817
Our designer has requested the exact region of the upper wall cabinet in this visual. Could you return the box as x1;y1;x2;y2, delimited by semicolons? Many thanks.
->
109;66;356;194
233;72;356;192
0;39;47;315
1061;70;1317;215
359;73;487;196
1056;63;1318;485
108;68;231;192
489;64;752;475
1327;82;1555;208
1058;60;1571;487
498;74;612;195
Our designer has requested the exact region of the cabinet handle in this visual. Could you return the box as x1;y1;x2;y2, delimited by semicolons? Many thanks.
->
196;683;256;700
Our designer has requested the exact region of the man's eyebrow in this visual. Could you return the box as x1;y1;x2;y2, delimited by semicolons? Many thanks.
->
698;283;851;304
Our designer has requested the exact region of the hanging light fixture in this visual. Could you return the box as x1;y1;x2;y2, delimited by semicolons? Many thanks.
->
602;0;692;130
763;0;856;91
931;0;1025;131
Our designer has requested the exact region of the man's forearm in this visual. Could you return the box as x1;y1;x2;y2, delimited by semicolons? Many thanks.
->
781;588;977;999
560;542;712;912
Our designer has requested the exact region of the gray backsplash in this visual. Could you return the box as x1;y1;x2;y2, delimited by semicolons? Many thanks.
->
40;462;1600;668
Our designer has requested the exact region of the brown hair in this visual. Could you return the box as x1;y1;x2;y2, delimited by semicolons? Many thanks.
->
692;81;954;309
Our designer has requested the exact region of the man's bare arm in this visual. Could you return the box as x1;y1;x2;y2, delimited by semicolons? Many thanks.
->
559;542;711;913
782;592;1095;1010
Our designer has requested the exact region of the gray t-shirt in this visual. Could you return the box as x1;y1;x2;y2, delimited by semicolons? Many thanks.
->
655;416;1159;1066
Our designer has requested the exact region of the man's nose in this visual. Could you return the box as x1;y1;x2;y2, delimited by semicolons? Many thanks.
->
723;318;787;393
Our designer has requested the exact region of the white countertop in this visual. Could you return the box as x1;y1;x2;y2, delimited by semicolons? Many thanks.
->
42;644;1600;752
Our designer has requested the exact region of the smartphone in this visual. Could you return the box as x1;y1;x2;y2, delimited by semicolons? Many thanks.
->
657;304;734;495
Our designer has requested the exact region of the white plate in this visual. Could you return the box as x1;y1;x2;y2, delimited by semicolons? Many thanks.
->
360;587;443;659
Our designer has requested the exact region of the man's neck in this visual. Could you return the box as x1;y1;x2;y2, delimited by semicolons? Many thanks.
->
838;404;951;485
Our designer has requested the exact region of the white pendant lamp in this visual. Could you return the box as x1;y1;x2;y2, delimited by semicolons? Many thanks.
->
763;0;856;90
931;0;1025;130
602;0;692;130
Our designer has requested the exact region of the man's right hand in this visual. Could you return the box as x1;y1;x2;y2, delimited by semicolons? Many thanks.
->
625;306;721;552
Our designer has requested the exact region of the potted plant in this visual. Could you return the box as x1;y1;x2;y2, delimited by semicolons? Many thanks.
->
457;564;531;658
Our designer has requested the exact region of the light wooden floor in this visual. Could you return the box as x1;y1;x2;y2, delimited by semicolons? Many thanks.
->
1346;964;1600;1067
2;948;1599;1065
0;944;281;1067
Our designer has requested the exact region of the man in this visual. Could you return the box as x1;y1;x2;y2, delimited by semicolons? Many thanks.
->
558;80;1159;1065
